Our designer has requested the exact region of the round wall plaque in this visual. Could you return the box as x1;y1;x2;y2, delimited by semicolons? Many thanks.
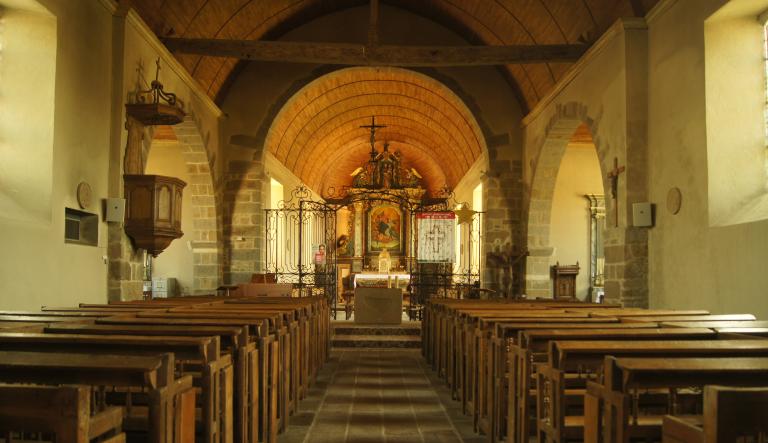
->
77;181;92;209
666;187;682;215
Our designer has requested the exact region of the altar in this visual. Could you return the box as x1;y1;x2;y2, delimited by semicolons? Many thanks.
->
354;287;403;324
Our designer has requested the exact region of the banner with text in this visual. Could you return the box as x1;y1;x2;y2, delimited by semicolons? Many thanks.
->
416;212;456;263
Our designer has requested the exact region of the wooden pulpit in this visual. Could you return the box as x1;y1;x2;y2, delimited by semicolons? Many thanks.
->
551;262;579;300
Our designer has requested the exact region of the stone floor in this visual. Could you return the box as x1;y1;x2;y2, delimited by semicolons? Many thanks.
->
280;349;484;443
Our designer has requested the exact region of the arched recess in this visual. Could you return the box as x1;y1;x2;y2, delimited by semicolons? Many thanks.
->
525;103;604;298
150;116;221;294
525;102;649;307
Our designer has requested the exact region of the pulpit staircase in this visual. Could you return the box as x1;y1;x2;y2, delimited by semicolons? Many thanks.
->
331;321;421;348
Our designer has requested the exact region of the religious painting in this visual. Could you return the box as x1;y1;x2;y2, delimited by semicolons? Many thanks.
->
367;204;402;253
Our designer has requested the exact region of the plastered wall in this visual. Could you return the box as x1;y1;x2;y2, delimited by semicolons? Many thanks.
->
647;0;768;319
0;0;113;310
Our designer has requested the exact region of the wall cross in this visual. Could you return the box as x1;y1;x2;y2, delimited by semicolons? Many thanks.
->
607;157;625;227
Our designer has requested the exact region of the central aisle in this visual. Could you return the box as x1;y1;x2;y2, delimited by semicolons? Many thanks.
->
281;349;483;443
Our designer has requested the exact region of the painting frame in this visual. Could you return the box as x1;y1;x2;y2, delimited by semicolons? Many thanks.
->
367;204;403;254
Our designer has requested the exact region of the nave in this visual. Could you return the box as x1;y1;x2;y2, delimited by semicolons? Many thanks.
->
281;349;481;443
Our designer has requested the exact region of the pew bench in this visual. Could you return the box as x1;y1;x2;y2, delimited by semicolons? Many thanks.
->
662;385;768;443
0;384;126;443
0;350;193;443
585;356;768;443
0;332;230;443
508;328;717;443
538;339;768;443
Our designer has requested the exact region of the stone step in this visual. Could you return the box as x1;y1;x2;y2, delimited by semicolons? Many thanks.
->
331;321;421;337
331;334;421;349
333;326;421;336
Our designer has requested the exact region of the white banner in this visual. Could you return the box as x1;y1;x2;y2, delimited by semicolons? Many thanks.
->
417;212;456;263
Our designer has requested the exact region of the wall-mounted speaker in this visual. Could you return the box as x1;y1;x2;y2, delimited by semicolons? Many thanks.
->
632;202;653;227
105;198;126;223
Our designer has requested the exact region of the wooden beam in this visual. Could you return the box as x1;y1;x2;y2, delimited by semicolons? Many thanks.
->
161;38;587;66
628;0;645;17
368;0;379;48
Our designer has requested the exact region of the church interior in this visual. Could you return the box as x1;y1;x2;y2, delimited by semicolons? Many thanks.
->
1;0;768;441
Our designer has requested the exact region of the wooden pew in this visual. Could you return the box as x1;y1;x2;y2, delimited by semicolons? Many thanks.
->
0;384;127;443
0;332;231;443
0;350;193;443
96;313;278;443
92;297;329;443
621;314;757;323
660;320;768;329
132;310;294;432
510;328;717;443
585;357;768;443
715;327;768;337
43;323;257;443
538;339;768;442
662;385;768;442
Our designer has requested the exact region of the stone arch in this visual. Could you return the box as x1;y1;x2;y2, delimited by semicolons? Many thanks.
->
110;113;221;298
524;102;605;298
158;116;221;293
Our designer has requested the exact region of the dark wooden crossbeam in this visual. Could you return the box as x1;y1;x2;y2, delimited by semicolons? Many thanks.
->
161;38;587;66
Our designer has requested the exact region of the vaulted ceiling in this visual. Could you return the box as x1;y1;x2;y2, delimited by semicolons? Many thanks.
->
264;67;486;194
130;0;660;112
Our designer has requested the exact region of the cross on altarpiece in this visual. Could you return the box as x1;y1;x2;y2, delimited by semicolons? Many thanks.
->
360;116;387;159
607;157;625;227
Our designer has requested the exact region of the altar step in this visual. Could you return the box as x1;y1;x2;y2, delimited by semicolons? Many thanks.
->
332;321;421;348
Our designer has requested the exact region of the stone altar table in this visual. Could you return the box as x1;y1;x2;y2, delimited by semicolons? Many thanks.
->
354;287;402;324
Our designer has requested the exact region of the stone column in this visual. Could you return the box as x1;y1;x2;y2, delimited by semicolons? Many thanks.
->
223;158;265;284
107;117;147;301
482;142;524;297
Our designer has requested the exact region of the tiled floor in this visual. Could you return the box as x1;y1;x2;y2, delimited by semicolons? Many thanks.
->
280;349;484;443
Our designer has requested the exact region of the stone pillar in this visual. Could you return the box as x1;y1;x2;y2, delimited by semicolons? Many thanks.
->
223;158;265;284
482;141;524;297
173;117;220;293
107;117;147;301
603;226;648;307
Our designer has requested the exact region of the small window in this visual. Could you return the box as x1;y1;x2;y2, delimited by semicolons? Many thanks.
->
64;208;98;246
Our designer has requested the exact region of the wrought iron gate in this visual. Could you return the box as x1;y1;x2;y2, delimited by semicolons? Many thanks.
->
265;186;337;310
409;202;484;311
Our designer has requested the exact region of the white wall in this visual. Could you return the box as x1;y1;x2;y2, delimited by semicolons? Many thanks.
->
550;145;604;300
144;141;194;295
0;0;113;310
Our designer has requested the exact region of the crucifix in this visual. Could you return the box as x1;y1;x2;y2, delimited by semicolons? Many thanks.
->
425;224;447;256
360;116;386;160
607;157;625;227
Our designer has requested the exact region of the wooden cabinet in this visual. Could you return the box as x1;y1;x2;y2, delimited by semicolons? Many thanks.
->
551;262;579;300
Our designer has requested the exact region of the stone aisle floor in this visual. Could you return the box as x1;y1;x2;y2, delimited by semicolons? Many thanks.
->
280;349;484;443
